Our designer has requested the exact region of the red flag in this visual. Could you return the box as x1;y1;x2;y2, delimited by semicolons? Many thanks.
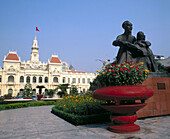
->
36;27;40;31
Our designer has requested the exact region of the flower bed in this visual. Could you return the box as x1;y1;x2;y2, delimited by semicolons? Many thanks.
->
52;93;110;125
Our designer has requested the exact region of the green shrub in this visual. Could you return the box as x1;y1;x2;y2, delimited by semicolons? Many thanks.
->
27;101;56;106
4;94;12;98
0;97;4;101
51;107;110;125
0;101;56;111
3;103;29;110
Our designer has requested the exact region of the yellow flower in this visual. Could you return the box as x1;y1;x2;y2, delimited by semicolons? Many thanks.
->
102;65;105;68
140;62;144;65
97;70;99;72
118;65;120;67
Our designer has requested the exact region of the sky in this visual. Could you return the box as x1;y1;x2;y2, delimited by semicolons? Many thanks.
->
0;0;170;73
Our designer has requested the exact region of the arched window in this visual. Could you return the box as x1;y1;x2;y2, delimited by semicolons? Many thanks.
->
0;75;1;82
45;89;48;95
72;78;76;83
8;76;14;82
20;76;24;83
82;78;85;84
39;77;42;83
8;88;13;94
33;76;36;83
26;76;30;83
19;89;24;95
32;89;36;95
45;77;48;83
63;77;65;83
53;77;58;83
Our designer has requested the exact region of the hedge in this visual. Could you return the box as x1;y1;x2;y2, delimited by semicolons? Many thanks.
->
0;101;56;111
51;106;110;125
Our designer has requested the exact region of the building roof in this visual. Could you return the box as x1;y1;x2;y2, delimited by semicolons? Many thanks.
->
69;65;75;71
157;57;170;67
5;52;20;61
50;55;61;63
67;71;86;73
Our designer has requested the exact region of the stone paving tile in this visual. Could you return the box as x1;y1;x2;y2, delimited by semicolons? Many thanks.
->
0;106;170;139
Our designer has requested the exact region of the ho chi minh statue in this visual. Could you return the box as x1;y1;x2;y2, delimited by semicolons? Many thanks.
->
112;21;158;72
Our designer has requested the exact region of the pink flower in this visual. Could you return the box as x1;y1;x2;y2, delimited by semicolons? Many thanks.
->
113;73;115;76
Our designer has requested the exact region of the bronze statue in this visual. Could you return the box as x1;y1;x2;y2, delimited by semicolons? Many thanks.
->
113;21;136;64
112;21;158;72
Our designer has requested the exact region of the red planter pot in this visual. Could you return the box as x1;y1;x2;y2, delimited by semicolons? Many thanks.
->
93;85;153;133
37;95;43;101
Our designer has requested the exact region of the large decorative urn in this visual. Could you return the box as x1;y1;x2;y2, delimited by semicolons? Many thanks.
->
93;85;153;133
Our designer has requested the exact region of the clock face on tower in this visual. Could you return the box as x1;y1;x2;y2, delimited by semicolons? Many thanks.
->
30;62;40;69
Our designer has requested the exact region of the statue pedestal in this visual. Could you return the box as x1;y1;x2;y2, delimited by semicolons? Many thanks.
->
137;72;170;118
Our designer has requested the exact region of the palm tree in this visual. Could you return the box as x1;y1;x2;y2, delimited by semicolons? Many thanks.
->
70;85;78;95
47;89;56;98
57;84;69;98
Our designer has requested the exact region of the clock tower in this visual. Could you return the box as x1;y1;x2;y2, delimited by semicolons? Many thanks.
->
31;35;39;62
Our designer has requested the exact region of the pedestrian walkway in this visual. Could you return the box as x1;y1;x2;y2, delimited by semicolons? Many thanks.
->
0;106;170;139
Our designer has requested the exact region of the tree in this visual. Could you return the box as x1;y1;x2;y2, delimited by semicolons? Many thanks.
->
57;84;69;98
157;62;168;72
70;85;78;96
47;89;56;98
89;78;99;92
23;83;33;98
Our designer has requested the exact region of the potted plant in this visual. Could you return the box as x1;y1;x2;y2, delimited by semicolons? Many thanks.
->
4;94;12;99
36;85;45;101
92;60;153;133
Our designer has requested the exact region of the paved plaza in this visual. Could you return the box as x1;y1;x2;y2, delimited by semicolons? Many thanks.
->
0;105;170;139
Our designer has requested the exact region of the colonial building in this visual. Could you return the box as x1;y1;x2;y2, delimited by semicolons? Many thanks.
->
0;36;97;96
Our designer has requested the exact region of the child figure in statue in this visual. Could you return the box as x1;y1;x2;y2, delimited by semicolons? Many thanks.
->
126;31;158;72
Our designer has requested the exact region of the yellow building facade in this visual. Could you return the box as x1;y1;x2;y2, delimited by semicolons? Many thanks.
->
0;36;97;96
